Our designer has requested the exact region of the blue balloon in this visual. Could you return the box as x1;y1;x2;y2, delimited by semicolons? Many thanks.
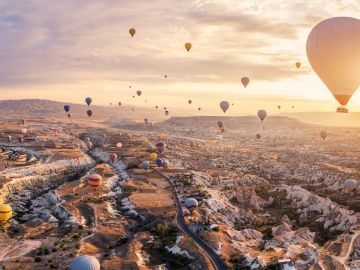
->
64;105;70;113
155;158;163;167
85;97;92;106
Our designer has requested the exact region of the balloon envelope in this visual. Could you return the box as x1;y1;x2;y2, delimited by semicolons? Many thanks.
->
344;179;357;192
295;62;301;69
185;42;192;51
64;105;71;113
142;161;150;169
149;153;158;161
320;130;327;140
307;17;360;106
87;110;93;117
241;77;250;88
136;90;142;96
129;28;136;37
155;158;163;167
70;255;100;270
109;153;117;162
220;101;230;113
185;198;198;212
0;204;12;224
86;174;102;191
85;97;92;106
257;110;267;122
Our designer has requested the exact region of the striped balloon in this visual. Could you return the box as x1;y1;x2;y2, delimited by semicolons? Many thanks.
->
86;174;103;191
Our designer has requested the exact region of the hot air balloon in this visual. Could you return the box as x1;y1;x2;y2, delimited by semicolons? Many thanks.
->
155;158;163;167
85;97;92;106
116;143;122;148
164;75;167;78
118;102;122;106
217;120;224;129
155;106;158;110
129;28;136;37
320;131;327;140
21;119;26;125
198;107;201;111
136;90;142;96
257;110;267;122
220;101;230;113
0;204;12;225
163;107;167;110
307;17;360;113
344;179;357;193
87;110;93;117
156;141;166;153
146;145;155;153
86;174;103;191
132;95;135;98
144;118;149;124
70;255;100;270
109;153;117;163
162;161;169;169
295;62;301;69
64;105;70;113
184;198;198;214
277;105;281;110
165;110;169;116
185;42;192;52
256;133;261;139
142;161;150;170
241;77;250;88
188;100;192;105
149;153;158;161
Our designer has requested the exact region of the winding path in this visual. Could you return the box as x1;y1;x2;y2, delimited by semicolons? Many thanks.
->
155;170;227;270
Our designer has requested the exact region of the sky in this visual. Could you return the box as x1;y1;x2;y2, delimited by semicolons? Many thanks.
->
0;0;360;115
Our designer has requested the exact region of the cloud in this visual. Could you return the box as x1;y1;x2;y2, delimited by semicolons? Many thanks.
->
0;0;357;107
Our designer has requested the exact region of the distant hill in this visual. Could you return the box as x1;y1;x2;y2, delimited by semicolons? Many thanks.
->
0;99;163;122
156;115;313;131
281;112;360;128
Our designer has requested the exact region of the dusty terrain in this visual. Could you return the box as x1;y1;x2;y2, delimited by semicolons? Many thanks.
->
0;100;359;270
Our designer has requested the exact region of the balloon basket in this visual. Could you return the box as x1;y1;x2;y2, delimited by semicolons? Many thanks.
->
336;106;348;113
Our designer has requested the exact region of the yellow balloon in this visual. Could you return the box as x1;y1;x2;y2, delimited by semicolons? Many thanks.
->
149;153;158;161
185;42;192;52
158;133;166;140
129;28;136;37
295;62;301;69
0;204;12;224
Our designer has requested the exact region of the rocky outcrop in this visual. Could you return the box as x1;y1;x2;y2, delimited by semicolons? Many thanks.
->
0;154;95;203
272;185;359;233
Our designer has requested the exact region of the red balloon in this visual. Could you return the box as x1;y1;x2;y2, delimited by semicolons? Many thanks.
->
86;174;102;191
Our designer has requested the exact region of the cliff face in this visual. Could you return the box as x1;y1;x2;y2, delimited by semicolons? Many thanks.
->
0;154;95;204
